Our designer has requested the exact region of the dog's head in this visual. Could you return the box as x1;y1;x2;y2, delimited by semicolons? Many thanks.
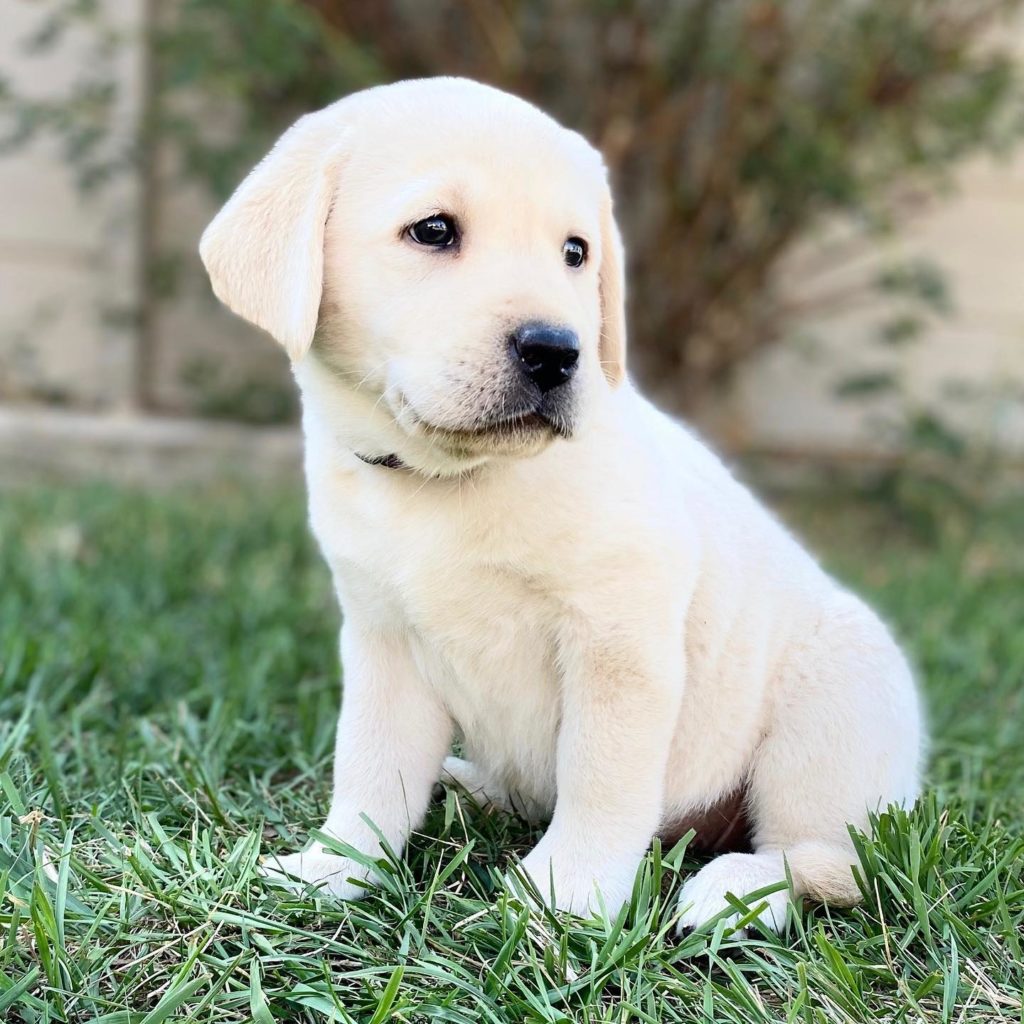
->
200;77;626;474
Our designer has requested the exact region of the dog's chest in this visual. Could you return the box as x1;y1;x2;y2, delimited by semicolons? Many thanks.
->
406;564;562;810
313;468;564;807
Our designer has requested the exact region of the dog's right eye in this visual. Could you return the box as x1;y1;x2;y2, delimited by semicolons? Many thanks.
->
408;215;458;248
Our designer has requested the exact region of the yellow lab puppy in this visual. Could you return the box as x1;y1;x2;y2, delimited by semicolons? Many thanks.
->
200;77;922;933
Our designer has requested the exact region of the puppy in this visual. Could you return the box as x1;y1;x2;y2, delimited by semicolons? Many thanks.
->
200;77;923;933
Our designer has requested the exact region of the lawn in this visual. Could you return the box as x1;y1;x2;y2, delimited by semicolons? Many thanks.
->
0;478;1021;1022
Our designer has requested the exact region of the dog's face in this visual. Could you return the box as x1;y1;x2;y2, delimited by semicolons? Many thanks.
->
200;78;627;471
318;107;606;455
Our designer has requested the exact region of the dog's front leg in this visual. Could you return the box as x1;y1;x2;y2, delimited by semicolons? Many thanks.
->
263;617;452;898
517;602;684;916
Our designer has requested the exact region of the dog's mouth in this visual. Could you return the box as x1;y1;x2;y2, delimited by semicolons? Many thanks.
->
433;409;567;440
382;377;578;466
396;390;573;450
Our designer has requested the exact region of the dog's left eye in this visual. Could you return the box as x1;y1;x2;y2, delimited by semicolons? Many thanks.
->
563;237;587;268
408;215;458;248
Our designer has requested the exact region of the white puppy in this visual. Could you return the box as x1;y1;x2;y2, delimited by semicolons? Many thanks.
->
200;77;923;933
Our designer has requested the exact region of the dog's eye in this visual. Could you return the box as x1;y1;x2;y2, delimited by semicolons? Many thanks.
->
563;237;587;268
408;215;458;248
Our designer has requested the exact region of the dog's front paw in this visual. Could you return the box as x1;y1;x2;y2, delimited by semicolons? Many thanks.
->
511;840;636;917
676;852;792;936
260;845;370;900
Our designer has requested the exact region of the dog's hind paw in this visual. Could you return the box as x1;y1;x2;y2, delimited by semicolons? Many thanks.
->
440;756;516;814
676;851;792;937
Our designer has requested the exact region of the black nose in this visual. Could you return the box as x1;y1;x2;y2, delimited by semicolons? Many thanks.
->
511;322;580;393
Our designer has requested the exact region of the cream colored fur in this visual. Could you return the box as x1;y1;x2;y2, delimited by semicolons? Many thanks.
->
200;77;923;934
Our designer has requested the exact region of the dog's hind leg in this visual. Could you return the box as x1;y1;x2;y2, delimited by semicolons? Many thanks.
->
677;595;922;935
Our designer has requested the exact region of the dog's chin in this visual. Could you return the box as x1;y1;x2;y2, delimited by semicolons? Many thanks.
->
419;411;567;460
390;386;576;463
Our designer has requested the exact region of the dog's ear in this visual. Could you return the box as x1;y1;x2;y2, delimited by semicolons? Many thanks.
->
597;184;627;388
199;111;349;362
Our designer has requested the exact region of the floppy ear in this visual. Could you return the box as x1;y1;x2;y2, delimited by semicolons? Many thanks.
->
199;112;349;362
597;185;628;387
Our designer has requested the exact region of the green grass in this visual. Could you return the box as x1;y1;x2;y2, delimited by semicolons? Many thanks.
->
0;479;1021;1023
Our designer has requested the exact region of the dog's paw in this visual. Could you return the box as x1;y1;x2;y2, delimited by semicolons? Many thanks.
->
440;756;515;814
260;846;369;900
676;852;791;937
510;840;636;918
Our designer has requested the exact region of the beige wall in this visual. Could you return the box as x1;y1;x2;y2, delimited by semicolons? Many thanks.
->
0;0;144;409
714;18;1024;458
0;0;287;418
714;153;1024;458
147;166;289;416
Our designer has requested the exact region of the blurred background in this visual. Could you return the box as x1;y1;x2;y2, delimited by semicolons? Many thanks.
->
2;0;1023;491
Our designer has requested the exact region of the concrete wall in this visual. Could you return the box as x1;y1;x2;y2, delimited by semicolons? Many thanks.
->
0;0;289;421
0;0;144;410
147;168;290;417
713;152;1024;458
710;19;1024;459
